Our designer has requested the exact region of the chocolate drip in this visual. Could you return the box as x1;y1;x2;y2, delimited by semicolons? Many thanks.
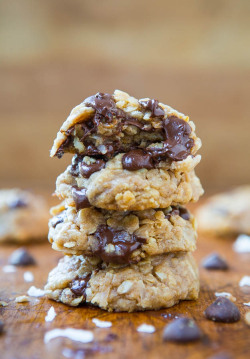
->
165;206;190;221
122;149;154;171
140;99;165;118
72;187;91;210
92;225;146;264
70;274;91;298
80;159;106;178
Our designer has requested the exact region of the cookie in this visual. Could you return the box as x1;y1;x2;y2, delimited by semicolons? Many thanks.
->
51;90;201;163
55;154;203;211
0;189;49;243
45;252;199;312
49;202;197;263
197;186;250;236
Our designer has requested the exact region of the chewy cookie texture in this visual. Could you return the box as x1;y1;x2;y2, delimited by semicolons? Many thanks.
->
46;90;203;311
45;252;199;312
49;203;197;262
0;189;49;243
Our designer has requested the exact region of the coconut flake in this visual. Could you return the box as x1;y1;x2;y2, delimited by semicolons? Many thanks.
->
233;234;250;253
0;301;8;307
27;286;46;297
24;271;34;283
239;276;250;287
243;302;250;307
215;292;236;301
2;265;16;273
15;295;30;303
137;324;155;333
92;318;112;328
44;328;93;344
45;306;57;322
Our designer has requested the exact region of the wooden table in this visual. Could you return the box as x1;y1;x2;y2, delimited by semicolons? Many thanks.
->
0;209;250;359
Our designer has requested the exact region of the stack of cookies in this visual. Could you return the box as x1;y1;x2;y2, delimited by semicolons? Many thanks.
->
45;90;203;312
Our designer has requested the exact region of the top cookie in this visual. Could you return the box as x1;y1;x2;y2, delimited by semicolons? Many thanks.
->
51;90;201;167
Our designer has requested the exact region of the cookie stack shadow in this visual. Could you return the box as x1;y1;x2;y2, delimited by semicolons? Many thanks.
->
44;90;203;312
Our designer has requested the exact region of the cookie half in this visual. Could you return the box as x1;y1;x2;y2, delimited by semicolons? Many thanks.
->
49;202;197;263
45;252;199;312
0;189;49;243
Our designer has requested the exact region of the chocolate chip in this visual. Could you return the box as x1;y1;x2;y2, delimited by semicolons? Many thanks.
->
202;253;229;270
204;297;240;323
122;149;154;171
0;321;4;335
8;199;28;209
92;225;146;264
8;248;36;266
140;99;165;117
165;206;190;221
80;159;106;178
72;187;91;210
70;274;91;298
50;215;64;228
163;318;202;343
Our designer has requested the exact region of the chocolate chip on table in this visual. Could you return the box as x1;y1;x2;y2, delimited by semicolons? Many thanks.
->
163;318;202;343
9;248;36;266
8;198;28;209
204;297;240;323
122;149;154;171
0;321;4;335
202;253;229;270
72;187;91;210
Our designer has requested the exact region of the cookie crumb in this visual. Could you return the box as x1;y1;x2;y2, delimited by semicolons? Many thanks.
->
233;234;250;253
92;318;112;328
15;295;30;303
163;318;202;342
244;311;250;326
137;324;155;333
215;292;236;302
204;297;240;323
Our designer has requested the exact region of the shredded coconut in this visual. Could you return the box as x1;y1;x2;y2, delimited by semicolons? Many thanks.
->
0;301;8;307
27;286;46;297
15;295;30;303
24;271;34;283
243;302;250;307
137;324;155;333
215;292;236;301
239;276;250;287
92;318;112;328
45;306;57;322
233;234;250;253
2;265;16;273
44;328;93;344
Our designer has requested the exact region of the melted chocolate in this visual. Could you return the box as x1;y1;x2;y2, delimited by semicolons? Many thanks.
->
92;225;146;264
70;274;91;298
80;159;106;178
122;149;154;171
57;93;194;163
72;187;91;210
165;206;190;221
140;99;165;117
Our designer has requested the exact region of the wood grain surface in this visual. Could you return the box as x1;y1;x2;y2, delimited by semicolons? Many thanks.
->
0;203;249;359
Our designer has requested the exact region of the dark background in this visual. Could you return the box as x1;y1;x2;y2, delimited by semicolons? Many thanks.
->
1;0;250;194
